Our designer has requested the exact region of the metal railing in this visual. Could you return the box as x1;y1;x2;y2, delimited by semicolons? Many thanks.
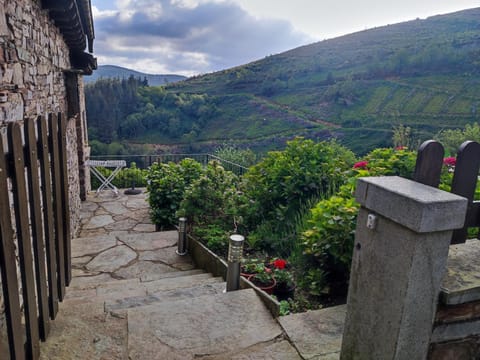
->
90;153;248;176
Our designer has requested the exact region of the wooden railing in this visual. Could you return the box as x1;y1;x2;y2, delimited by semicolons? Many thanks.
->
0;113;71;360
414;139;480;244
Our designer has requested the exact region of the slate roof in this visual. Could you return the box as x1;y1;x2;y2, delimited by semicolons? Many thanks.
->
42;0;96;74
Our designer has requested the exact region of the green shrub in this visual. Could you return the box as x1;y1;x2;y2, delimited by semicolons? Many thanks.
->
240;138;355;254
177;161;240;254
191;224;230;256
361;147;417;178
300;195;359;296
435;123;480;155
213;144;257;167
146;158;203;229
296;146;418;298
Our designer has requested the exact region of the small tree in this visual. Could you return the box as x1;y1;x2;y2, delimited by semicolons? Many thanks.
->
435;123;480;155
392;124;412;149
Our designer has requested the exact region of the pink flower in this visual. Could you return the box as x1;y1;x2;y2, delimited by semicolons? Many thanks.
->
443;157;456;167
353;161;368;169
273;259;287;270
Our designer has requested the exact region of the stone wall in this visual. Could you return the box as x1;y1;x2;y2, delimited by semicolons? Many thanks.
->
429;300;480;359
0;0;88;231
428;239;480;359
0;0;90;355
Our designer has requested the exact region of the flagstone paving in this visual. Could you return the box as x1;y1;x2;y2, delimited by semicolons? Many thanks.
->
41;189;332;359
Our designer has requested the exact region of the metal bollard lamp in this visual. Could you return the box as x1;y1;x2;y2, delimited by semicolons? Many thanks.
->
226;234;244;292
176;217;188;255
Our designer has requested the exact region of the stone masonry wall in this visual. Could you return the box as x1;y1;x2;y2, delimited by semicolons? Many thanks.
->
0;0;87;355
0;0;86;231
429;297;480;358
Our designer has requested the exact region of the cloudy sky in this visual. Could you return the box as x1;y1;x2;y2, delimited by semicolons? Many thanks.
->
91;0;479;76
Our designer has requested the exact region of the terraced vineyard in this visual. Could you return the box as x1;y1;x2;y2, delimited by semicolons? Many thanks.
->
87;8;480;155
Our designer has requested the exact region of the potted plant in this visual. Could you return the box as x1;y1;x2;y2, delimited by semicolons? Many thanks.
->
250;268;276;294
241;259;263;279
273;269;295;300
271;259;295;300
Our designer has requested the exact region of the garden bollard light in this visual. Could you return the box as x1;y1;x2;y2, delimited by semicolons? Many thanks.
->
176;217;187;255
226;234;244;292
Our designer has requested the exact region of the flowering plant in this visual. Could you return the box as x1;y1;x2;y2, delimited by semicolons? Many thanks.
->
272;258;287;270
443;157;456;167
241;259;264;274
353;160;368;169
251;267;274;286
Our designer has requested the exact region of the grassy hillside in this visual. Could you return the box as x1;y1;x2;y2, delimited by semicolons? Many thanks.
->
160;7;480;154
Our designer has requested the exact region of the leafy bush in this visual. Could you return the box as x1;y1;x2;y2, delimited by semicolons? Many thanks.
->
296;146;418;298
177;161;240;254
191;224;230;256
300;195;359;296
239;138;355;254
213;144;257;167
435;123;480;155
360;147;417;178
146;158;203;229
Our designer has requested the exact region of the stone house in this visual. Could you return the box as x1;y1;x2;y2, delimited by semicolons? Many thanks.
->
0;0;95;356
1;0;95;231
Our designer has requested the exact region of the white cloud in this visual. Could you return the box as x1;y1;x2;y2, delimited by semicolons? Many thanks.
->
93;0;310;75
91;0;479;75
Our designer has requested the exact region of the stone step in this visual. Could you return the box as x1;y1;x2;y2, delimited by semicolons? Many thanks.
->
68;269;205;292
64;273;218;304
105;281;227;313
441;239;480;305
143;273;219;294
126;288;292;359
278;304;346;360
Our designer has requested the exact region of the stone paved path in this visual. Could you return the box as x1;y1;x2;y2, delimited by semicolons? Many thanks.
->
41;191;301;360
40;189;338;359
70;190;196;285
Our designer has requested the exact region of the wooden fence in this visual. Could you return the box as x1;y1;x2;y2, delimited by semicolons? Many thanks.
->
0;113;71;359
414;139;480;244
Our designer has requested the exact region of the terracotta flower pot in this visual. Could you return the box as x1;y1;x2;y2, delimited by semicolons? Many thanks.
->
250;276;276;295
241;272;254;280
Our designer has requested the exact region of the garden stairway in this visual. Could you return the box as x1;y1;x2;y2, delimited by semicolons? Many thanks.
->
38;191;307;359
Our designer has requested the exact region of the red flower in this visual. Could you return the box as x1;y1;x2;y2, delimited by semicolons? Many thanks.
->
395;146;407;151
443;157;456;167
273;259;287;270
353;160;368;169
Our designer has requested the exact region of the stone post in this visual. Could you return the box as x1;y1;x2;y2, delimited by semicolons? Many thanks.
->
340;176;468;360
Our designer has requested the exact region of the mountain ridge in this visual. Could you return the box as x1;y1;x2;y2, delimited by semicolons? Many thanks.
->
85;65;187;86
86;7;480;155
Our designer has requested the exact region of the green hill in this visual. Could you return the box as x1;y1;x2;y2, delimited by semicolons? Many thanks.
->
87;8;480;155
85;65;186;86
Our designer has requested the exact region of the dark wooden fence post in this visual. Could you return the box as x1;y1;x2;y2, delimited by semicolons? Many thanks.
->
450;141;480;244
0;131;25;360
49;113;66;301
414;139;480;245
38;115;59;318
8;122;41;359
24;117;50;341
0;113;73;359
413;140;444;187
58;114;72;285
